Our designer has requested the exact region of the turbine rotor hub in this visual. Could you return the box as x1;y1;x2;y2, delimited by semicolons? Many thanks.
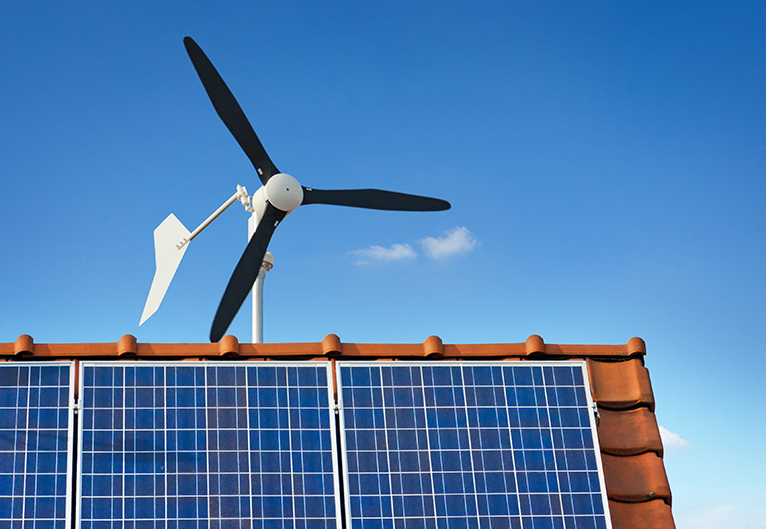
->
265;173;303;212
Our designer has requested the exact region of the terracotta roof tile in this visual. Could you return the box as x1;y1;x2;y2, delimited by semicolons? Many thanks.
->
0;333;674;528
602;452;672;504
587;358;655;411
598;407;664;457
608;499;676;529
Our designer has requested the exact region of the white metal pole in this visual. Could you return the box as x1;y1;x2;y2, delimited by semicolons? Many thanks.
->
249;212;273;343
253;267;266;343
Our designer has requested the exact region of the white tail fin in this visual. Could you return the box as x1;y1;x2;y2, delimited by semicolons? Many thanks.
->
139;214;191;325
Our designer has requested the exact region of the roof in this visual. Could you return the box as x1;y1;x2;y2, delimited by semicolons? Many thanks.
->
1;333;675;529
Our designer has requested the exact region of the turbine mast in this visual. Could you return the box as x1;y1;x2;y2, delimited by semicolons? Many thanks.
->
249;212;274;343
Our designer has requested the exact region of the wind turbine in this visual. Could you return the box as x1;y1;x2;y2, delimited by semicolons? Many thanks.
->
140;37;450;343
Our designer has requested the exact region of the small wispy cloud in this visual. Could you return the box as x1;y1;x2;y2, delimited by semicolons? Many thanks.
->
659;425;690;450
351;243;417;265
419;227;478;259
675;504;766;529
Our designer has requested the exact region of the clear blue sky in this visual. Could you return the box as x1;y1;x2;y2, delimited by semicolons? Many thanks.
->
1;2;764;527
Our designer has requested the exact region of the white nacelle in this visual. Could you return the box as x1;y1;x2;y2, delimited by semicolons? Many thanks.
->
252;185;268;221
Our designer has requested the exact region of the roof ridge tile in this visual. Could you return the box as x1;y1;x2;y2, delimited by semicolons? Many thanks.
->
588;358;655;411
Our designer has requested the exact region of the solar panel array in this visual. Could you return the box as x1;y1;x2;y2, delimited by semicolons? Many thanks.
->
337;361;611;529
0;362;74;529
0;358;611;529
77;362;341;529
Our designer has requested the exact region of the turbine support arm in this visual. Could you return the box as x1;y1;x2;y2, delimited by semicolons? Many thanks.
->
177;185;252;250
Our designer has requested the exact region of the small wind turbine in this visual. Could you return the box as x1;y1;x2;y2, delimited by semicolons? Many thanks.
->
140;37;450;343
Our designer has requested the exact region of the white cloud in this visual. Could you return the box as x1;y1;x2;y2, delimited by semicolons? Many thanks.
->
675;505;734;529
658;425;690;450
418;227;478;259
673;504;766;529
351;243;417;265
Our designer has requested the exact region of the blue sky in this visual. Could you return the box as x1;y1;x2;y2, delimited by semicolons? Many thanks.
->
1;1;764;527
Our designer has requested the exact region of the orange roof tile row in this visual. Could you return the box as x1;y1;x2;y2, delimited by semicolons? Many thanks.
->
0;333;674;529
3;333;647;359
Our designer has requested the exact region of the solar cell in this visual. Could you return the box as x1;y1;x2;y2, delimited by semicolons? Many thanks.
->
336;362;611;529
0;362;75;529
77;362;341;529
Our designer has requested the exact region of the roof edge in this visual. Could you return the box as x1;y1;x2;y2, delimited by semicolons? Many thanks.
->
1;333;646;360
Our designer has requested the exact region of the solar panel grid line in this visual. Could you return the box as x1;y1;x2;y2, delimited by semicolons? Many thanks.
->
540;366;566;523
18;366;29;525
287;370;301;529
336;362;613;529
543;366;590;525
474;366;511;526
556;368;580;523
517;363;550;523
251;367;264;529
16;366;28;525
530;364;561;523
492;365;523;525
397;368;430;527
208;367;230;523
509;365;554;525
454;366;485;528
161;367;172;529
418;369;440;529
243;366;255;529
24;367;33;524
372;378;388;528
384;367;403;525
282;370;290;522
495;366;525;524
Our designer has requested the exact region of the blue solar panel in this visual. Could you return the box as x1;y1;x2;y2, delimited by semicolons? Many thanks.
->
77;362;341;529
0;362;75;529
337;362;611;529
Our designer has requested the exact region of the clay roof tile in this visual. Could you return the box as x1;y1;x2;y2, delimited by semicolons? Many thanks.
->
598;407;664;457
602;452;672;505
608;499;676;529
587;358;655;411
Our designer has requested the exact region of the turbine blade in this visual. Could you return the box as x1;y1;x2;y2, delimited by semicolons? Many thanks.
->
183;36;279;185
210;202;286;342
301;188;451;211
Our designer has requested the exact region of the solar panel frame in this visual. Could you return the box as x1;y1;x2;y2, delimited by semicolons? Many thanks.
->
76;361;342;529
0;361;76;529
336;361;612;529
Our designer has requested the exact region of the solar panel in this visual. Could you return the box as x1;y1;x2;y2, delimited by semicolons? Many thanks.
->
0;362;75;529
77;362;341;529
336;361;611;529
